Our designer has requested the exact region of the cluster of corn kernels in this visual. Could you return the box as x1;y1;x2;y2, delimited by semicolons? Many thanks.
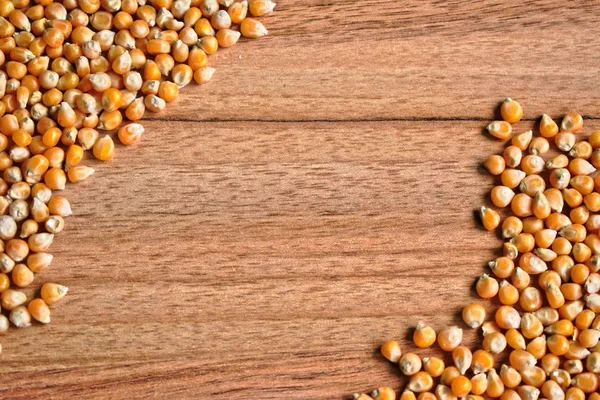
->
0;0;275;353
353;100;600;400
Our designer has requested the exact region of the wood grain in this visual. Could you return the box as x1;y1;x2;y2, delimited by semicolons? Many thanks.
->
1;1;600;399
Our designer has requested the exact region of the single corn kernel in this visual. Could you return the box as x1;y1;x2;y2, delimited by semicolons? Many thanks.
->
520;287;542;312
93;135;115;161
484;155;506;175
450;375;471;397
407;371;433;393
555;132;576;152
561;112;583;133
470;373;488;395
489;256;514;279
476;274;499;299
485;369;504;398
249;0;276;16
27;252;53;272
28;298;50;323
496;306;521;329
9;305;31;328
529;137;550;155
487;120;512;140
490;185;514;208
422;357;444;377
505;329;526;350
399;353;422;376
437;326;462;352
462;303;485;328
193;66;215;84
452;346;472;375
501;168;526;188
499;364;521;388
48;195;72;217
479;206;500;231
398;391;416;400
482;332;507;354
11;263;33;287
526;335;547;360
240;17;268;38
380;340;401;363
413;322;436;348
433;385;454;400
371;387;396;400
498;280;519;305
67;166;95;183
540;114;559;137
500;98;523;123
40;282;68;305
1;288;26;310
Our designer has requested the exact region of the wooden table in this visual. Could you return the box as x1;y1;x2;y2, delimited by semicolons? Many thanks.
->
2;1;600;398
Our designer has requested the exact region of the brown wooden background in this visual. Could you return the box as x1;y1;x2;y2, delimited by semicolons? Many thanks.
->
1;1;600;398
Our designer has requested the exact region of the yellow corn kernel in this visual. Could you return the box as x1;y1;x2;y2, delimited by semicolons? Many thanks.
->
407;371;433;393
479;206;499;231
490;185;514;208
399;353;422;376
380;340;401;363
1;288;26;310
561;112;583;133
27;252;53;272
371;387;396;400
398;391;416;400
487;120;512;140
28;298;50;323
422;357;444;377
450;376;471;397
484;154;505;175
215;28;240;48
500;98;522;123
476;274;499;299
241;17;268;38
437;326;462;352
92;135;115;161
462;303;485;328
501;168;526;188
526;335;547;359
498;280;519;305
9;305;31;328
40;282;68;305
499;364;521;388
485;369;504;398
482;332;506;354
452;346;472;375
569;158;596;176
249;0;276;16
555;131;576;152
67;166;95;183
413;322;436;348
505;328;526;350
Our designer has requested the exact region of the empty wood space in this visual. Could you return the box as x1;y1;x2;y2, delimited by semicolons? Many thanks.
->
1;1;600;399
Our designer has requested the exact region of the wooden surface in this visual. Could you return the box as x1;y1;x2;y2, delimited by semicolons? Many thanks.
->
2;1;600;399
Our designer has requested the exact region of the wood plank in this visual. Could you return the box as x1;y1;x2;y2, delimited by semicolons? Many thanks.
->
151;0;600;122
0;119;560;398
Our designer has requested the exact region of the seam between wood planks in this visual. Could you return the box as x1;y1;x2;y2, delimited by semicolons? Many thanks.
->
143;116;600;123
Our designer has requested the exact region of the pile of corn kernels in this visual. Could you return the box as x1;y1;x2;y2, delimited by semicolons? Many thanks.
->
0;0;275;353
353;100;600;400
